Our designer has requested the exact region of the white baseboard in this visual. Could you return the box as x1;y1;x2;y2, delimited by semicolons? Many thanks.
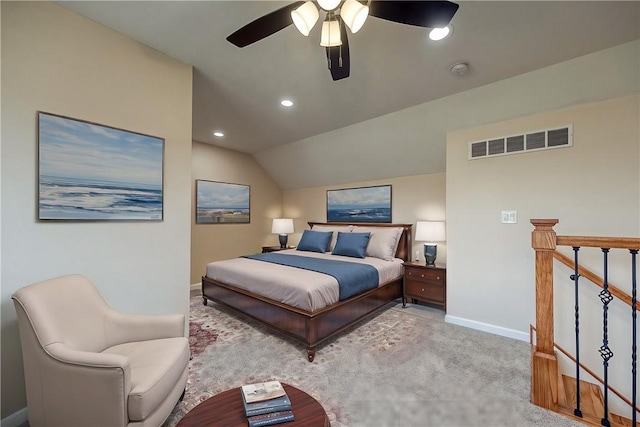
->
190;282;200;292
444;315;529;342
2;407;27;427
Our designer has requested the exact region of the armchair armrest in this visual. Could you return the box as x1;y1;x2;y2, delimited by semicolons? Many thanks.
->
47;342;130;369
105;310;185;346
38;343;131;427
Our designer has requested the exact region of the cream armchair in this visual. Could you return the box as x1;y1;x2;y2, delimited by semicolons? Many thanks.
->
12;274;189;427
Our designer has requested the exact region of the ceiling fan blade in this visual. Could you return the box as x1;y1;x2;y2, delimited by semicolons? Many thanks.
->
227;1;304;47
369;1;459;28
326;18;350;81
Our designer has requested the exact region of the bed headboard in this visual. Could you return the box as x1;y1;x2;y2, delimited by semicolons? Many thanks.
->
307;222;413;262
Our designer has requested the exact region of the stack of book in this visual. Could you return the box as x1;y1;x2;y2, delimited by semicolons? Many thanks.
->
241;380;294;427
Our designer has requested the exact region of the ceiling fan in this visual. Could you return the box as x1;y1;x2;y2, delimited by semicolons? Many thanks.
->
227;1;459;81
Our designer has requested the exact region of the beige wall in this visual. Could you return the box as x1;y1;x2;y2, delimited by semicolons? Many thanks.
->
1;2;193;420
446;94;639;403
282;173;446;263
191;141;283;284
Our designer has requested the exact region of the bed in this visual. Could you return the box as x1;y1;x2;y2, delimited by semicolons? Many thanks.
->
201;222;412;361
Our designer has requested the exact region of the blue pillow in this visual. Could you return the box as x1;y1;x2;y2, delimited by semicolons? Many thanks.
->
296;230;333;253
332;232;371;258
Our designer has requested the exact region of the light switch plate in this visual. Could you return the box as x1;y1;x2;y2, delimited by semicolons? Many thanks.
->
501;210;517;224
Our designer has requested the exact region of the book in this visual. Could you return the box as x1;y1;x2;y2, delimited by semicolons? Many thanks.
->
241;393;292;417
247;410;295;427
241;380;286;403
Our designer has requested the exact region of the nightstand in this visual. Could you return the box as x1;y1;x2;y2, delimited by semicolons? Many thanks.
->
261;246;295;253
402;262;446;311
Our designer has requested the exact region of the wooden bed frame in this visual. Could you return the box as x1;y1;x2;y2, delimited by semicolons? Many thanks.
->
201;222;412;361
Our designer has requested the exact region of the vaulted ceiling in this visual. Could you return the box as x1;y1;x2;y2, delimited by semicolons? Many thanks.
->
59;1;639;189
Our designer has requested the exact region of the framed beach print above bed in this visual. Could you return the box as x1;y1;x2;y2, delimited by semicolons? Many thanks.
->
196;180;250;224
327;184;392;223
37;112;164;221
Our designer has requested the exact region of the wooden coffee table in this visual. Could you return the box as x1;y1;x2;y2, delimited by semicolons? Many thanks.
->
175;383;330;427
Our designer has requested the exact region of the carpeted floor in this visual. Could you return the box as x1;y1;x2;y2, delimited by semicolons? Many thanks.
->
163;296;584;427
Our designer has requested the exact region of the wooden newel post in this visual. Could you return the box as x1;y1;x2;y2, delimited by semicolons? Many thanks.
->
530;219;559;411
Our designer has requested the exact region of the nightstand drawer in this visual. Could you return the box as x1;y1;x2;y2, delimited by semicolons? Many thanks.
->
405;280;444;302
405;267;444;285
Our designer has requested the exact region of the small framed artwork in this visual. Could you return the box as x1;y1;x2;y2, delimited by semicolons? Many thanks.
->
38;112;164;221
196;180;250;224
327;184;392;223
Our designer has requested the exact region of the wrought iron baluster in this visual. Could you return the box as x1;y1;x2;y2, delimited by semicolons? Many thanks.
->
599;248;613;427
631;249;637;426
570;246;583;417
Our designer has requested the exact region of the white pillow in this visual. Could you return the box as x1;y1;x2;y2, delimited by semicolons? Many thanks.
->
352;226;403;261
310;224;354;251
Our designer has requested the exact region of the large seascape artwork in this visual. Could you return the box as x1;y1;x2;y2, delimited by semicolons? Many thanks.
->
327;185;392;223
38;112;164;221
196;180;250;224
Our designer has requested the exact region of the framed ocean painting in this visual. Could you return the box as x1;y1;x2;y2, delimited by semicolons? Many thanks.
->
38;112;164;221
196;180;250;224
327;185;392;223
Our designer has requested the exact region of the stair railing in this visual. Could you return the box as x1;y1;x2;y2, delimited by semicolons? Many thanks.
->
529;325;640;416
531;219;639;426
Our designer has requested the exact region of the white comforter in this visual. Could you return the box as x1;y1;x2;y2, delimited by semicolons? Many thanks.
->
205;249;403;312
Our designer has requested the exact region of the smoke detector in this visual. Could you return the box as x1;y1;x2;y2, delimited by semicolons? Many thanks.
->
449;62;469;76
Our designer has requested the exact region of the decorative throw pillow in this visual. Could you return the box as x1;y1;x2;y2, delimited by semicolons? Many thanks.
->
353;226;403;261
296;230;333;253
311;224;354;251
332;232;371;258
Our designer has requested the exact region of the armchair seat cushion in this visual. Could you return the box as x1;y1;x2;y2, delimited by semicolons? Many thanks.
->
104;337;189;421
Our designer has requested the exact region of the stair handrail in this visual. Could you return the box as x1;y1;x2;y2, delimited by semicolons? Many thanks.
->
530;324;640;414
553;250;638;310
529;219;640;414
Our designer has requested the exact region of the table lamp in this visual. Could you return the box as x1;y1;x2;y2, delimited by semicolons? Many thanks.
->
272;218;294;248
415;221;446;266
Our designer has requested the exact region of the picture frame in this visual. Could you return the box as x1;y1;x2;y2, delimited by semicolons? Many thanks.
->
196;180;250;224
327;184;392;223
38;112;164;221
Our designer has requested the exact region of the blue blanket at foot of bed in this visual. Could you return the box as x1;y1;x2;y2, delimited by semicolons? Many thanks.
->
243;253;379;301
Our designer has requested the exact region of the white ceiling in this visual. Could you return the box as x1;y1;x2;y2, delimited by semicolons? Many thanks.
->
59;1;639;188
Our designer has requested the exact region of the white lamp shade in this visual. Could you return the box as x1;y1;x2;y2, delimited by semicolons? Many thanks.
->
340;0;369;33
320;20;342;47
317;0;341;11
415;221;446;242
272;218;294;234
291;2;319;36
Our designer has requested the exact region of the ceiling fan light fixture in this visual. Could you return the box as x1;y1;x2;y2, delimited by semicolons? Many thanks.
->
317;0;341;11
320;19;342;47
291;2;319;36
429;25;452;41
340;0;369;33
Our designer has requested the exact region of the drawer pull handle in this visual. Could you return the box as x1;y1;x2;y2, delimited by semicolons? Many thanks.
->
421;288;425;292
421;274;424;278
436;276;440;280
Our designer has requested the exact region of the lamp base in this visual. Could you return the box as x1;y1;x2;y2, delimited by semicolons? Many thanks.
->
424;244;437;266
279;234;288;249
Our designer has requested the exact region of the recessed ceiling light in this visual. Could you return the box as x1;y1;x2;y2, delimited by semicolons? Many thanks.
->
281;99;294;107
429;25;452;41
213;131;224;137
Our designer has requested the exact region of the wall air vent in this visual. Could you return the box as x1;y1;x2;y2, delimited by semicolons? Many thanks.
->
468;125;572;160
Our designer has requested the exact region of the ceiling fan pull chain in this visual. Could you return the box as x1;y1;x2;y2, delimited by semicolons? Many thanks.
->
338;17;343;68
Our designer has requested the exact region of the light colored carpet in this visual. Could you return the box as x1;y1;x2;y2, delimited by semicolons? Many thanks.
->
163;296;584;427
